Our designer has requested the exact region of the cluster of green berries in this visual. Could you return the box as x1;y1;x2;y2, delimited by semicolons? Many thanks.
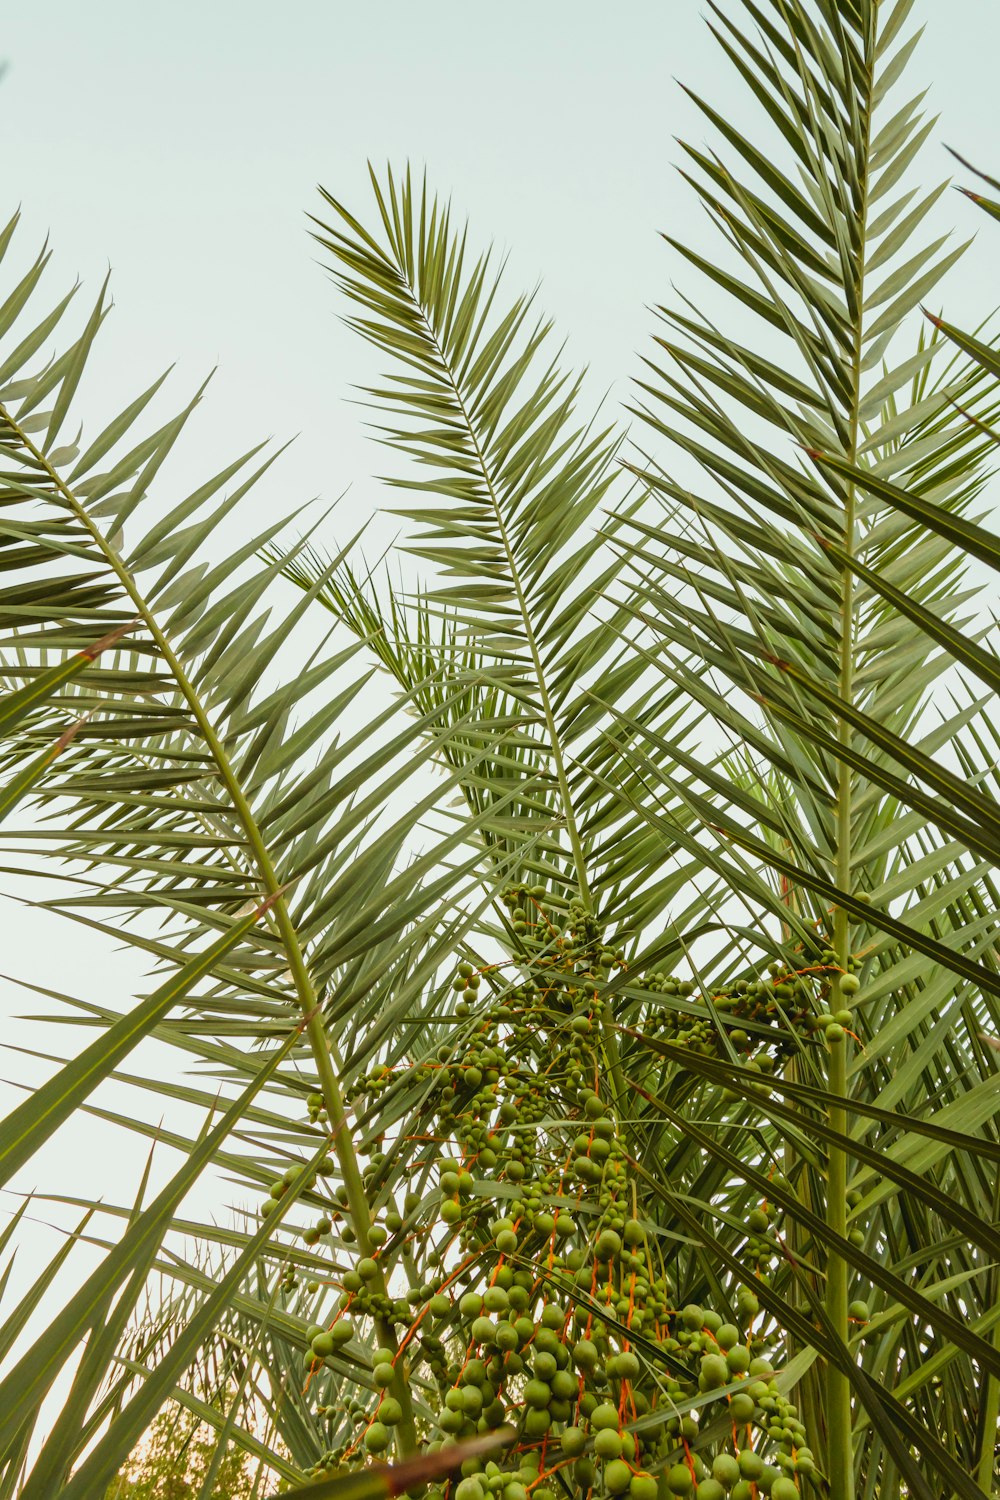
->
636;948;863;1063
810;964;861;1045
272;887;873;1493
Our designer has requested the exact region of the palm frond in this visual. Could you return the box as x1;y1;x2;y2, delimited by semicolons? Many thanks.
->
599;1;1000;1493
0;209;511;1489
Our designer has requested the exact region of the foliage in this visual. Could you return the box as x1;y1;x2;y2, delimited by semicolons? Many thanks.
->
0;3;998;1500
103;1397;257;1500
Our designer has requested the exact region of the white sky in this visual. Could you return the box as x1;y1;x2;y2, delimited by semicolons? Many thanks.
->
0;0;998;1422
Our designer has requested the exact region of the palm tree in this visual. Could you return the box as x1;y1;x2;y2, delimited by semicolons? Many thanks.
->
0;1;997;1498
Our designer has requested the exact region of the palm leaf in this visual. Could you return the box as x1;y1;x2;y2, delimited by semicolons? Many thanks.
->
0;203;510;1488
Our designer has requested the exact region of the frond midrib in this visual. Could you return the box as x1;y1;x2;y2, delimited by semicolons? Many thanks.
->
0;401;419;1450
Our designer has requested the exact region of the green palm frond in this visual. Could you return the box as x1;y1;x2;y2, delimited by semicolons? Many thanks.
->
2;6;999;1500
0;207;516;1490
270;168;719;952
256;11;1000;1497
595;1;1000;1495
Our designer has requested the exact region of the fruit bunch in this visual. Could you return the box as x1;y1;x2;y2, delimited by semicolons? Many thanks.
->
269;886;869;1493
634;948;862;1064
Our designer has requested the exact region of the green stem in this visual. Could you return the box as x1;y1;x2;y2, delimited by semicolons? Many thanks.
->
828;434;857;1500
8;414;418;1456
826;404;858;1487
976;1172;1000;1491
824;12;886;1489
825;986;852;1498
976;1325;1000;1493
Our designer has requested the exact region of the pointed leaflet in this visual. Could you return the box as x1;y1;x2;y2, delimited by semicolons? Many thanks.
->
0;892;279;1187
0;1033;296;1455
0;618;137;734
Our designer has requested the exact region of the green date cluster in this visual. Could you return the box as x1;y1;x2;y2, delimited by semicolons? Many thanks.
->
267;885;870;1494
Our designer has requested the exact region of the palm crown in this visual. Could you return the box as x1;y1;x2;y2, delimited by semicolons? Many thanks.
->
1;3;999;1499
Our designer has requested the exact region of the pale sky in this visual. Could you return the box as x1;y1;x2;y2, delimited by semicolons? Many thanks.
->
3;1;996;523
1;0;998;1391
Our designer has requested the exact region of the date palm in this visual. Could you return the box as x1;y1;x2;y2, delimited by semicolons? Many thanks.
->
0;2;998;1499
